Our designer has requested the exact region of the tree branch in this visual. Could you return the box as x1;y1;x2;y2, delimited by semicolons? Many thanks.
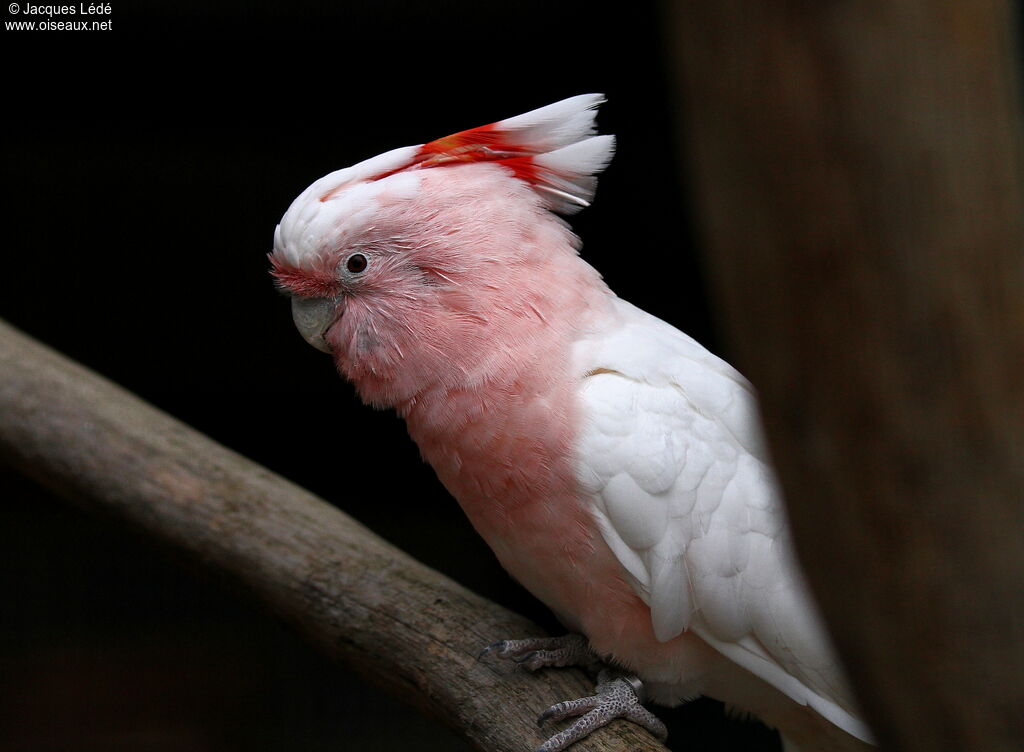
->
666;1;1024;750
0;319;668;752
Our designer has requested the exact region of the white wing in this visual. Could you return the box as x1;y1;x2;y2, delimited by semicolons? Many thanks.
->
574;297;871;743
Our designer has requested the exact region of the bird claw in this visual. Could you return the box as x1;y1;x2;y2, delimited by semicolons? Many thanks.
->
481;636;667;751
535;670;668;752
478;634;598;672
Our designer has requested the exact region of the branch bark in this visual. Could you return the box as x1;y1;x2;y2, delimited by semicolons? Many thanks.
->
0;319;668;752
666;1;1024;750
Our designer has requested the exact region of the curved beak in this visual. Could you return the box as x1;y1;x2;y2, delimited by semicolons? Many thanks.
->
291;297;339;353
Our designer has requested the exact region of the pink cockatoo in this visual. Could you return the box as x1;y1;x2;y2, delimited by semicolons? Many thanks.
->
270;95;875;752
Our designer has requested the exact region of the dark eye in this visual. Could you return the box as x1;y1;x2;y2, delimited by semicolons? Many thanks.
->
346;253;368;274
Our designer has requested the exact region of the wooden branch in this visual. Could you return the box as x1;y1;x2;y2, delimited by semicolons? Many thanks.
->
666;2;1024;750
0;319;668;752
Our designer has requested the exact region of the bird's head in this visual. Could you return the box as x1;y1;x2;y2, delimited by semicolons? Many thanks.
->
270;94;615;407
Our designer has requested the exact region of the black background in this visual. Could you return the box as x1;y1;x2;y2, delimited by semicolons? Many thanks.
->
2;2;779;750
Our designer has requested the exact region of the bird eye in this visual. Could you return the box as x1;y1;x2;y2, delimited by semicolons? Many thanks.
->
345;253;368;274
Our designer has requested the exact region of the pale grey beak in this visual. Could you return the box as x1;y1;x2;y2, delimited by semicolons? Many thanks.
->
291;297;338;353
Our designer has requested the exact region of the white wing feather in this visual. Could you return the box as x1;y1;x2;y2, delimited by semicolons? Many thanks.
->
574;297;872;743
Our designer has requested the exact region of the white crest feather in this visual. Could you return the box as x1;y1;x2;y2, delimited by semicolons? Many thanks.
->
491;94;615;213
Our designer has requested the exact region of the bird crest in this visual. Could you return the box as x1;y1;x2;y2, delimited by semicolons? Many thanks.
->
318;93;615;214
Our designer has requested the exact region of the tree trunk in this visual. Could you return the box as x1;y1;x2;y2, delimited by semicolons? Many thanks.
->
665;1;1024;749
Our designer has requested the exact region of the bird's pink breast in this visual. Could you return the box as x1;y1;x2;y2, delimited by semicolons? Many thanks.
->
405;361;595;621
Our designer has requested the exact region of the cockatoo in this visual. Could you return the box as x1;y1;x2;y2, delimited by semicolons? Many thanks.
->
270;95;875;752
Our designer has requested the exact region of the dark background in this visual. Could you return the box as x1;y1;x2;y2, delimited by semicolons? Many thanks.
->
2;2;778;750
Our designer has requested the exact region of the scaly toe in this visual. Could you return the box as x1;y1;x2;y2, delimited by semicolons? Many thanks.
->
478;634;597;671
535;674;668;751
537;695;599;726
536;706;615;752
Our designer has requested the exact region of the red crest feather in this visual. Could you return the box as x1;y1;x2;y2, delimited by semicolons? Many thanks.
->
335;94;615;214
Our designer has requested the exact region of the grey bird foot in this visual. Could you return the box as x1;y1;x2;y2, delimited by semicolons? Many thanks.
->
535;669;668;752
478;633;600;672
